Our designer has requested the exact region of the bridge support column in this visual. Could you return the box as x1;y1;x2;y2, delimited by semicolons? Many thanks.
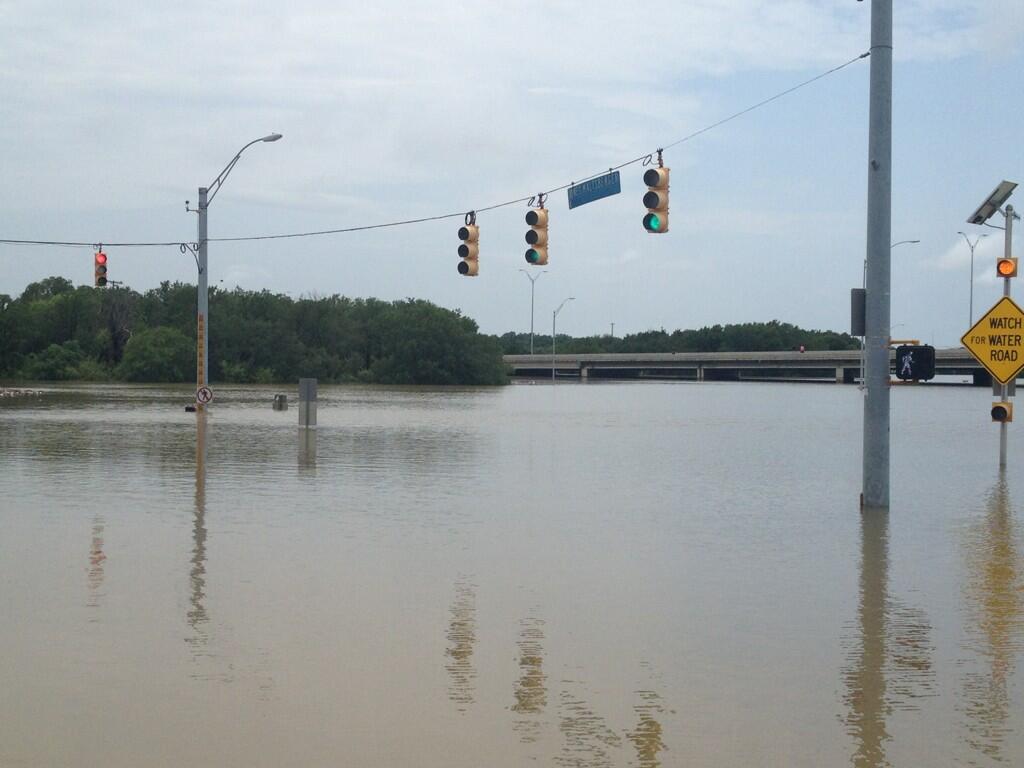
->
580;365;589;381
697;365;704;382
836;367;845;384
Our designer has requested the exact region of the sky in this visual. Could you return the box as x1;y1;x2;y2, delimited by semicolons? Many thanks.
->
1;0;1022;346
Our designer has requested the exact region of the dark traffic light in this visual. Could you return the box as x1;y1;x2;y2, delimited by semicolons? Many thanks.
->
94;251;108;287
894;344;935;381
992;401;1013;422
525;207;549;265
458;214;479;276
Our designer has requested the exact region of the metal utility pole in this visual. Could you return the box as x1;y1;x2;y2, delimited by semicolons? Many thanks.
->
1000;205;1015;468
862;0;893;509
192;133;282;410
519;269;545;354
958;232;987;326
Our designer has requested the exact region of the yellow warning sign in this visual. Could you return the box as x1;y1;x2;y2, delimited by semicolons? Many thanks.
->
961;296;1024;384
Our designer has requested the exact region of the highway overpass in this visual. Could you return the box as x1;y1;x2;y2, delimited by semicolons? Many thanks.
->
503;348;992;384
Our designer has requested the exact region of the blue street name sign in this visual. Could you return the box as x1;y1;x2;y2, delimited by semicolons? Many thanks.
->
567;171;621;209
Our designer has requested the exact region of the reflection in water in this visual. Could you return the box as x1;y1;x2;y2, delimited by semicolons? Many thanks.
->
445;578;477;711
842;510;935;768
298;428;317;473
959;476;1024;762
86;516;106;613
627;688;667;768
187;415;209;653
555;683;621;768
511;617;547;743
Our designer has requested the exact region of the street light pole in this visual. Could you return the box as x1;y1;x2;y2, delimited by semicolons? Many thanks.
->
194;133;282;409
519;269;546;354
552;297;575;383
958;231;987;326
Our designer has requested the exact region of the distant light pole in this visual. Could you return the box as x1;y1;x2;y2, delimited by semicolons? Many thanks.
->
958;231;987;325
192;133;282;408
552;297;575;383
519;268;546;354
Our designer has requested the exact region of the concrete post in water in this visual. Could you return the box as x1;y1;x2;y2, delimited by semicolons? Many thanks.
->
273;394;288;411
862;0;893;509
298;378;317;428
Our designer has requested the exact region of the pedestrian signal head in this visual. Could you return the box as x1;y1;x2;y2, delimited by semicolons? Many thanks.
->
525;207;549;265
94;251;108;287
458;223;479;276
997;257;1018;278
642;167;669;234
992;401;1013;422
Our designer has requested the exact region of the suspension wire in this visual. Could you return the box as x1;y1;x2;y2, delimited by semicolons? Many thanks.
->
0;52;869;249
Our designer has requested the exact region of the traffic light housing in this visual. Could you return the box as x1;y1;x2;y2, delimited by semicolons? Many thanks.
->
997;257;1018;278
94;251;108;287
525;207;548;265
458;221;479;276
642;167;670;233
894;344;935;381
992;401;1013;422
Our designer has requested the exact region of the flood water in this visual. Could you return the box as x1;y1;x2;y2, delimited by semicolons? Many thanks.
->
1;381;1022;767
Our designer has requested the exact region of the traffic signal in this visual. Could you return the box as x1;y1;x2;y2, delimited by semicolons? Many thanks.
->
94;251;108;287
642;167;670;233
457;218;479;276
992;401;1013;422
997;257;1018;278
525;208;549;265
894;344;935;381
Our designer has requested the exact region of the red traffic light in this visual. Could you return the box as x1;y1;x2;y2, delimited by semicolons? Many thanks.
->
95;252;107;265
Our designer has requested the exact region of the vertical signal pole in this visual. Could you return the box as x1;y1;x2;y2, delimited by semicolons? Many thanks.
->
197;186;209;411
1000;204;1015;468
862;0;893;509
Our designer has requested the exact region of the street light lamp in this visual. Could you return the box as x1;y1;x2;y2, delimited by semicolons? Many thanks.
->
958;231;988;325
518;268;546;354
193;133;282;408
552;297;575;383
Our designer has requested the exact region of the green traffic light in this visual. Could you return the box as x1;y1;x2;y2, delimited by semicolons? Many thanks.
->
643;213;661;232
525;249;539;264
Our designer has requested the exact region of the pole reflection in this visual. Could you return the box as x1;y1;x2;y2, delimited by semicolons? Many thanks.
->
445;577;477;712
298;428;317;474
627;688;667;768
959;475;1023;762
511;616;547;743
86;516;106;614
187;414;209;652
842;509;936;767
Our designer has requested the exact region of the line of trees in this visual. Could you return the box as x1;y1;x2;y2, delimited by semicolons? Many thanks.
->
497;322;860;356
0;277;859;385
0;277;506;385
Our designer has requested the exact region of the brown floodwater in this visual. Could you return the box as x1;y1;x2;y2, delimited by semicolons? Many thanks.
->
0;381;1022;767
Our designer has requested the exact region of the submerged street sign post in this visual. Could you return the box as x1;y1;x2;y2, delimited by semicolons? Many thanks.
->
961;296;1024;384
567;171;621;209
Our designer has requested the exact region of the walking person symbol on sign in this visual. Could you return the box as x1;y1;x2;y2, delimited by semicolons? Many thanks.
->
196;386;214;405
900;350;913;378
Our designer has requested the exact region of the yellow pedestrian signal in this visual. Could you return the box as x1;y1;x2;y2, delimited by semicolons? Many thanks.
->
997;257;1018;278
642;166;670;233
525;207;549;266
94;251;108;287
992;401;1013;422
458;213;479;276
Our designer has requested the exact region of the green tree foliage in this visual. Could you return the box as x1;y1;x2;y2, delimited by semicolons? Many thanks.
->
500;319;860;355
1;278;506;386
117;327;195;382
